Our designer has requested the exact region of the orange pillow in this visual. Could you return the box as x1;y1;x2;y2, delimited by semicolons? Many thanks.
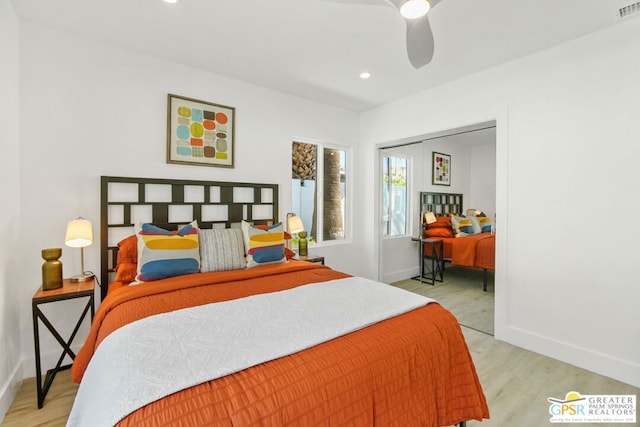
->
285;247;296;260
116;235;138;266
114;262;137;283
425;228;454;238
429;216;451;228
424;216;453;238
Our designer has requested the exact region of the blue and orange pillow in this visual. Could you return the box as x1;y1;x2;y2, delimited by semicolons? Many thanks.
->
451;215;475;237
135;221;200;282
241;221;286;268
451;212;492;237
475;212;492;233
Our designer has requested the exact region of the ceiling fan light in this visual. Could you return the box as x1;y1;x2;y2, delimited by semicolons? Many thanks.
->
400;0;430;19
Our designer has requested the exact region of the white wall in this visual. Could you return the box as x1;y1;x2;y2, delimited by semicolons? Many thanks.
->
15;22;360;384
0;0;22;420
379;143;423;283
362;19;640;387
468;140;497;221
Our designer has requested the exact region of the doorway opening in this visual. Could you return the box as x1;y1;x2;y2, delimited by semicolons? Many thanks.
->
378;121;496;335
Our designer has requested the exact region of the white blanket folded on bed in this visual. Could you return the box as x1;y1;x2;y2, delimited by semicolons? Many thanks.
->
67;277;433;427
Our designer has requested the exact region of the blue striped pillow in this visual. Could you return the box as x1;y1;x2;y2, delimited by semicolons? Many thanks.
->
475;212;492;233
241;221;286;268
451;215;476;237
135;221;200;282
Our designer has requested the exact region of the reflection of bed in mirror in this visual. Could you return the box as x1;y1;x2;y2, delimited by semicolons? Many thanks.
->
67;176;489;427
420;192;495;291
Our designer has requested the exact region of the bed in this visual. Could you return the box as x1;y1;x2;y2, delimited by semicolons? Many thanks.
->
68;176;489;426
420;192;495;291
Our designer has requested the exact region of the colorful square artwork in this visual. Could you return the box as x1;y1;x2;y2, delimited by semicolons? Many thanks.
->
432;152;451;186
167;94;235;168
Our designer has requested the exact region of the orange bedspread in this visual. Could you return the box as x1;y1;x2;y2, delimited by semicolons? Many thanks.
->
426;233;495;270
473;234;495;270
73;261;489;426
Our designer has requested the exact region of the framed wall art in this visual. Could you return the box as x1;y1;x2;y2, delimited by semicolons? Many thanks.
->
432;152;451;186
167;94;235;168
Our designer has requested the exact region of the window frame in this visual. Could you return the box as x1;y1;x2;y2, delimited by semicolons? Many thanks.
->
291;139;351;248
381;154;411;239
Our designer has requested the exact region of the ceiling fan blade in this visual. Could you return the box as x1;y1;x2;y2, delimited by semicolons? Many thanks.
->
405;15;434;69
321;0;441;68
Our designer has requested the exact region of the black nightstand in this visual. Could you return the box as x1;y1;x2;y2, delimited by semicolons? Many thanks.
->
412;237;444;285
293;253;325;265
32;278;95;408
421;238;444;285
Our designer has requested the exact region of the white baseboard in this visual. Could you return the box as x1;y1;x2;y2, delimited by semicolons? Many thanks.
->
381;266;420;284
0;344;92;422
496;324;640;388
0;362;22;424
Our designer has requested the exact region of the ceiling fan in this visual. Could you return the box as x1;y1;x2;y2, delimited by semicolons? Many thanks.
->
326;0;443;69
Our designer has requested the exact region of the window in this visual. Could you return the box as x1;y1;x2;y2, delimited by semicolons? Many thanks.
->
382;155;408;236
291;141;347;246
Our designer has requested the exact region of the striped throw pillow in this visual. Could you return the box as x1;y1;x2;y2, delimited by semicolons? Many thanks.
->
476;212;492;233
199;228;246;272
135;221;200;282
451;215;476;238
241;221;286;268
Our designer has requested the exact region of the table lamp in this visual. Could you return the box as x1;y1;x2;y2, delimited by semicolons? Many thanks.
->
424;211;437;225
287;214;304;235
286;213;306;255
65;218;94;282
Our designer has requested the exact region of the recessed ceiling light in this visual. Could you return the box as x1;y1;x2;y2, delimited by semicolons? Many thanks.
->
163;0;178;4
360;72;372;79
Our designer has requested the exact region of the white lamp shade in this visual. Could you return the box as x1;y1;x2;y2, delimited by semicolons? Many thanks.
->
400;0;430;19
287;215;304;234
65;218;93;248
424;212;437;224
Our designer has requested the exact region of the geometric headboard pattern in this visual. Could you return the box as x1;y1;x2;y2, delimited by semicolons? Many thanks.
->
100;176;279;300
419;191;463;221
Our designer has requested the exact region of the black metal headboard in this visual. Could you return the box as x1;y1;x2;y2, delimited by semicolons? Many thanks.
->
419;191;463;223
100;176;279;301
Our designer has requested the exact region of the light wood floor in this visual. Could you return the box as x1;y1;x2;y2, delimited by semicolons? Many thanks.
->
393;265;495;335
2;369;76;427
3;269;638;426
393;268;639;426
